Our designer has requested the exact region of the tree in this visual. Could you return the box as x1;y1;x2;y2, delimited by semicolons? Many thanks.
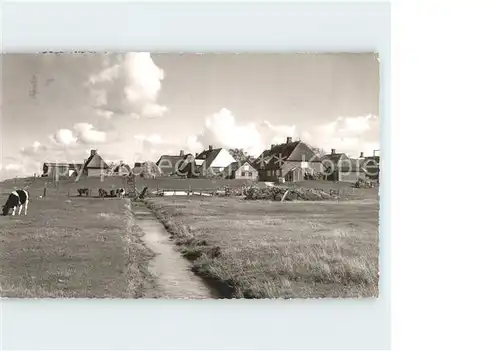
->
311;147;327;157
229;148;249;162
140;161;162;179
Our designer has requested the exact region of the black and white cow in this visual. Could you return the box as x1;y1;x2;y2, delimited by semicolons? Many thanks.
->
2;189;30;216
117;188;125;198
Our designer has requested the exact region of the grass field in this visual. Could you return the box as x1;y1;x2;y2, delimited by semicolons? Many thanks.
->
0;178;159;298
16;176;259;198
146;194;379;298
1;176;379;299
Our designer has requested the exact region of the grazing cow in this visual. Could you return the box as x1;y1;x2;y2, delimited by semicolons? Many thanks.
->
117;188;125;198
77;188;89;197
2;189;30;216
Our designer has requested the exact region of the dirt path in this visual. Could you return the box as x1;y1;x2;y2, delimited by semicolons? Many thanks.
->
132;203;216;299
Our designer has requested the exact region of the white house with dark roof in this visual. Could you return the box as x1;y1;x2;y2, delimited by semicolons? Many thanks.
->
193;145;236;177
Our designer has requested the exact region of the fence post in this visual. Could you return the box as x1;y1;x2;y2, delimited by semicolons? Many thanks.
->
43;184;47;198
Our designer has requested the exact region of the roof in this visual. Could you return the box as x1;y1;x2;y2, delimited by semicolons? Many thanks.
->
43;162;83;170
224;160;257;173
83;152;109;169
254;141;321;170
156;154;193;174
112;164;131;172
338;158;363;172
321;153;348;165
195;148;223;168
362;156;380;167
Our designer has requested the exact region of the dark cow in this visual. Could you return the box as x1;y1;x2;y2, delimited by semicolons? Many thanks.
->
77;188;89;197
117;188;125;198
2;189;30;216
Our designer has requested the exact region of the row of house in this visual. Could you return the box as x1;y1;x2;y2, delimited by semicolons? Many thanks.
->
42;139;380;183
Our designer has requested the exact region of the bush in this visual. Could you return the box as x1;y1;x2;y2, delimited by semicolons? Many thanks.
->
244;186;339;201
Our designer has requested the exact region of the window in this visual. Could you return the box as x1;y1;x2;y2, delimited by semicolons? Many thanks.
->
241;171;247;176
301;161;309;168
267;170;271;176
248;172;253;177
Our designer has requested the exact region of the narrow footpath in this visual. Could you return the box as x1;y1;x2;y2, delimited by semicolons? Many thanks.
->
132;202;217;299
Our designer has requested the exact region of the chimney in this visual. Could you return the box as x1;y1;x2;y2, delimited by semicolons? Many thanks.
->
180;150;184;156
271;144;275;149
195;152;199;157
360;152;364;158
90;149;97;156
331;149;336;155
208;145;213;151
286;137;292;144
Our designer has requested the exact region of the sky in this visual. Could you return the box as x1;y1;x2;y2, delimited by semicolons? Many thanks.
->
0;52;380;180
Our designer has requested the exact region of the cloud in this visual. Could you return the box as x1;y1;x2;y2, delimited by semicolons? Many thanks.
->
134;134;165;146
87;52;168;119
300;114;380;157
20;141;48;156
49;123;107;147
74;123;107;144
4;164;23;172
188;108;298;156
187;109;379;158
49;129;78;147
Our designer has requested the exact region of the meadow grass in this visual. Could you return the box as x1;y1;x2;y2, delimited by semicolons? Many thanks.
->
0;178;159;298
146;195;379;298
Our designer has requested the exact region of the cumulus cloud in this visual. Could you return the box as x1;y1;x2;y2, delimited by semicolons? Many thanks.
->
185;109;379;158
74;123;107;144
87;52;168;119
20;141;48;156
188;108;299;156
49;123;107;147
49;128;78;147
300;114;380;157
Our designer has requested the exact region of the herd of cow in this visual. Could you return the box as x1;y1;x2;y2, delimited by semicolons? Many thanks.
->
77;188;125;198
1;187;128;216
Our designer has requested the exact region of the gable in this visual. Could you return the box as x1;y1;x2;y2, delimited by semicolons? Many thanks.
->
287;142;320;162
237;161;257;172
321;153;348;168
209;148;236;168
84;153;109;169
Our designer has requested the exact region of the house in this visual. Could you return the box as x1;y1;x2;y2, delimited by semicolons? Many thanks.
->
82;149;109;177
321;149;365;182
224;160;258;180
112;162;131;176
193;145;236;177
361;153;380;181
131;162;144;176
156;150;195;177
254;137;323;182
42;162;83;178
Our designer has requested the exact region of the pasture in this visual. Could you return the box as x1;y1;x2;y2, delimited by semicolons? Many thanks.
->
0;176;379;298
146;194;379;298
0;178;159;298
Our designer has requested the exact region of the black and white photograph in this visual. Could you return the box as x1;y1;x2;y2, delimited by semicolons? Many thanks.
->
0;52;380;299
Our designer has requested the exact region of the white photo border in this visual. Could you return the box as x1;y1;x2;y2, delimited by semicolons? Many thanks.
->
0;1;391;350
